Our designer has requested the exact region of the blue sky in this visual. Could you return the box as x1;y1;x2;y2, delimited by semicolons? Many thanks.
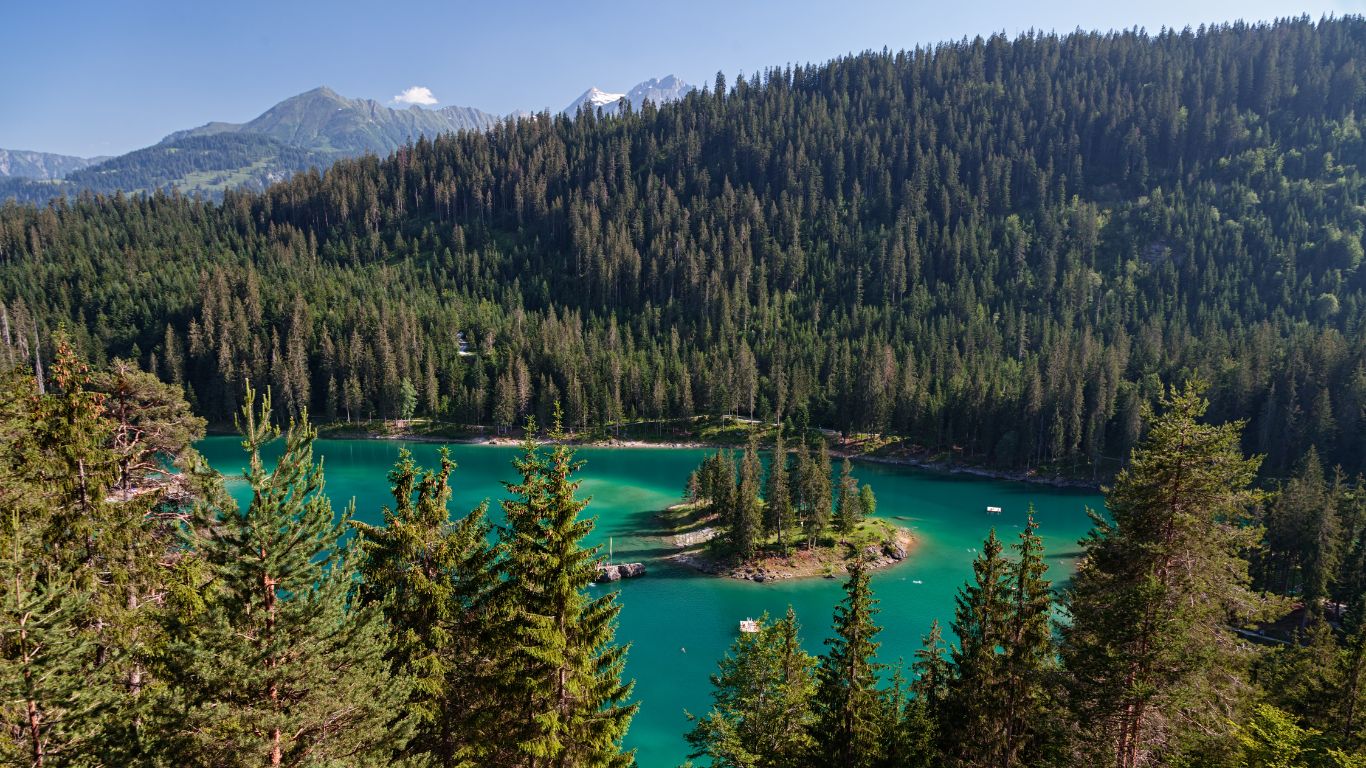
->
3;0;1359;157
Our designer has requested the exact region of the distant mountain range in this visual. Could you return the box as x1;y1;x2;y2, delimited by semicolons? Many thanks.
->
158;86;502;156
0;77;695;203
0;148;104;180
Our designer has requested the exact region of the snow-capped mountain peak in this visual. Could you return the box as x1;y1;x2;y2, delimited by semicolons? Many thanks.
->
566;87;627;114
562;77;696;116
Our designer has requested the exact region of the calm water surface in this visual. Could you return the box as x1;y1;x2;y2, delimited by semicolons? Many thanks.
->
197;436;1102;768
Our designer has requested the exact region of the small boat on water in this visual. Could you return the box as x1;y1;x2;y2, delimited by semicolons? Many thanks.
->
986;505;1003;514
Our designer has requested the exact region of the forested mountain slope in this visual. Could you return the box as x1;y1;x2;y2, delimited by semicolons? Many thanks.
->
2;17;1364;477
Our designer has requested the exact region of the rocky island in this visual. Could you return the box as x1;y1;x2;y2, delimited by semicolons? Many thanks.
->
658;441;915;582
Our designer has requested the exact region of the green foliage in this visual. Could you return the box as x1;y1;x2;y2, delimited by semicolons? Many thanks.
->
165;385;404;766
498;413;637;766
685;608;817;768
1237;704;1366;768
810;563;886;768
796;443;832;548
733;441;763;558
834;458;862;537
1061;381;1267;767
764;434;793;550
353;447;500;766
0;514;109;767
8;20;1366;481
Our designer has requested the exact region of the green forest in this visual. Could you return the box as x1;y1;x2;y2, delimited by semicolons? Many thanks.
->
3;18;1365;479
3;333;1365;766
4;14;1366;767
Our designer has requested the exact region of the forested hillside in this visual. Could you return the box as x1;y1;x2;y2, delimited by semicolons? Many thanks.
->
0;133;330;203
2;17;1365;477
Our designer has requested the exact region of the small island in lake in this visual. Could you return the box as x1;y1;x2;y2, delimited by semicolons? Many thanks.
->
660;439;915;582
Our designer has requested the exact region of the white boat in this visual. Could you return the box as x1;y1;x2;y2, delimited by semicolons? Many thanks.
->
986;505;1003;514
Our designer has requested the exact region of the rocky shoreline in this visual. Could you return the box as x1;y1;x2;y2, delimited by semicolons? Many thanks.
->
664;524;916;584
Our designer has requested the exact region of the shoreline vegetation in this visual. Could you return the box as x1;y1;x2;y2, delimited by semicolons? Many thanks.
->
657;501;916;582
222;415;1102;490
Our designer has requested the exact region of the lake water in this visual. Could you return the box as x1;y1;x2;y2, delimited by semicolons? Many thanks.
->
197;436;1103;768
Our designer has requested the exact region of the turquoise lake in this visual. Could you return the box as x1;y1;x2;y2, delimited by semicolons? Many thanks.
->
197;436;1103;767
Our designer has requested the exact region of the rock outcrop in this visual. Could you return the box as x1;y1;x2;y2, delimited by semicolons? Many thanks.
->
595;562;646;583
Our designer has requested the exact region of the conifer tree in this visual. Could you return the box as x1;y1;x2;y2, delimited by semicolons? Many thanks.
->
353;447;500;766
1000;512;1057;766
89;358;206;494
878;667;938;768
810;563;885;768
1341;605;1366;750
911;619;952;717
167;386;403;767
858;485;876;521
765;434;792;550
834;458;861;538
1061;381;1265;768
798;444;832;549
685;607;816;768
0;510;110;768
6;336;187;764
500;409;636;767
943;529;1011;766
733;440;762;559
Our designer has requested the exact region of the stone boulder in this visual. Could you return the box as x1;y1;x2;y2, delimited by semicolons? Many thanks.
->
596;562;646;583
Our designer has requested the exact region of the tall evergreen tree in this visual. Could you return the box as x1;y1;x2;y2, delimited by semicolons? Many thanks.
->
943;529;1012;766
764;435;792;550
732;439;763;559
1061;381;1266;768
353;447;501;766
1000;512;1057;767
0;509;108;768
166;386;403;766
798;444;832;549
834;458;861;538
685;607;817;768
499;410;637;767
911;619;952;718
810;563;885;768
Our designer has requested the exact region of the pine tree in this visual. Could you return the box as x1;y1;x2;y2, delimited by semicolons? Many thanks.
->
733;440;762;559
167;386;404;766
810;563;885;768
834;457;861;538
7;336;186;764
858;485;877;521
0;510;111;768
878;667;938;768
765;434;792;551
1341;604;1366;750
911;619;952;717
1061;381;1266;768
685;607;816;768
500;409;637;767
798;444;832;549
1000;512;1057;767
89;357;206;493
353;447;500;766
943;529;1012;766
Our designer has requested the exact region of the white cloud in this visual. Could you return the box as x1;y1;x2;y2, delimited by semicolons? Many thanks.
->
392;86;438;106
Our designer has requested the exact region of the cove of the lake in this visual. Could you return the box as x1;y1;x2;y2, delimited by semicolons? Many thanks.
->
197;436;1103;768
